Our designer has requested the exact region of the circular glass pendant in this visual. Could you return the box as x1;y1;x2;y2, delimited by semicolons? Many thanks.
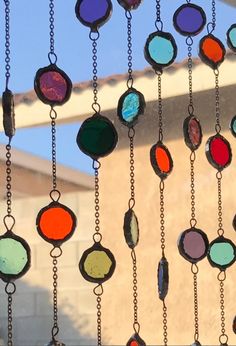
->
158;257;169;301
117;88;145;127
183;116;202;151
150;141;173;180
77;114;118;159
126;333;146;346
233;214;236;231
230;115;236;138
208;236;236;270
233;315;236;334
34;65;72;106
191;342;202;346
124;209;139;249
75;0;112;31
0;232;31;282
173;3;206;36
199;34;225;70
117;0;142;10
178;228;209;263
205;134;232;171
79;242;116;284
36;201;77;246
144;31;177;71
47;341;65;346
227;24;236;52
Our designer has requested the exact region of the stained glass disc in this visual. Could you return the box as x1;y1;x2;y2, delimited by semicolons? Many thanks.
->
75;0;112;30
126;333;146;346
117;88;145;127
150;142;173;179
2;89;15;138
233;315;236;334
208;236;236;270
77;114;118;159
183;116;202;151
178;228;209;263
0;232;31;282
227;24;236;52
34;65;72;106
173;4;206;36
144;31;177;71
205;134;232;171
230;115;236;138
79;242;116;284
158;257;169;301
124;209;139;249
47;341;65;346
199;34;225;70
36;201;77;246
117;0;142;10
191;342;202;346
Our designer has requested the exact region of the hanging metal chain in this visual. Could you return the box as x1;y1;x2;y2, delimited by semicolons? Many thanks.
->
207;0;216;34
92;160;103;243
5;141;12;217
186;36;194;116
49;107;58;194
214;69;221;134
48;0;57;64
128;127;135;210
156;71;163;142
5;283;16;346
89;31;101;115
190;151;197;228
131;249;140;335
155;0;163;31
162;300;168;346
191;264;199;342
160;180;166;257
4;0;11;89
125;10;134;89
216;171;224;237
93;284;104;346
217;271;228;346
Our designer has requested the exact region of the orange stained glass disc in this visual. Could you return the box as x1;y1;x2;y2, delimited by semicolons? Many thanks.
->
199;35;225;69
156;147;170;173
130;342;139;346
36;202;77;245
150;142;173;179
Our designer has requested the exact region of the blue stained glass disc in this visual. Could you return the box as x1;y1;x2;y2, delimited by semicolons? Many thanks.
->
117;88;145;127
173;4;206;36
144;31;177;71
227;24;236;52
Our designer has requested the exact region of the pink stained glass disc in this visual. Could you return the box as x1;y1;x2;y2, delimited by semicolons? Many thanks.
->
183;116;202;150
39;71;67;102
117;0;142;10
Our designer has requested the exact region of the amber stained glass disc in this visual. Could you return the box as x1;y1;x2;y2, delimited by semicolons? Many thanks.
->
199;34;225;70
183;116;202;151
178;228;209;263
150;141;173;180
117;88;145;127
126;333;146;346
34;65;72;106
36;201;77;246
205;134;232;171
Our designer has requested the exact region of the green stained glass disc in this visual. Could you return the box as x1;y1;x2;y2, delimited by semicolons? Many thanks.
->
76;114;118;159
124;209;139;249
0;232;31;282
208;236;236;270
79;242;116;283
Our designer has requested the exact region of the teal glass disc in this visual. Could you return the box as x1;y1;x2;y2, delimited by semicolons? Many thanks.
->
230;115;236;138
227;24;236;52
207;236;236;270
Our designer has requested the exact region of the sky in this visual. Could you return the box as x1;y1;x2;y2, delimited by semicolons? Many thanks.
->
0;0;235;174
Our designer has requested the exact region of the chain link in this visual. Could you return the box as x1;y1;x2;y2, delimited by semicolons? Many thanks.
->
92;160;102;241
89;32;101;114
155;0;163;31
5;283;16;346
190;151;197;228
4;0;10;89
162;300;168;346
5;142;12;217
191;264;199;342
186;36;195;116
217;271;229;345
207;0;216;34
50;107;57;192
93;285;103;346
214;70;221;134
49;0;55;54
156;71;163;142
125;10;134;89
131;249;140;334
159;180;166;256
216;171;224;237
128;128;136;210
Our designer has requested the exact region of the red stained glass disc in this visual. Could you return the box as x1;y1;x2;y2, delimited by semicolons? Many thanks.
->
39;71;67;102
199;35;225;69
206;135;232;171
130;342;139;346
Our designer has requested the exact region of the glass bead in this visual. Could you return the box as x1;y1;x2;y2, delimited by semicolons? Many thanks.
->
150;142;173;179
76;114;118;159
227;24;236;52
199;34;225;70
2;89;15;138
126;333;146;346
178;228;209;263
75;0;112;30
144;31;177;71
173;3;206;36
79;242;116;284
124;209;139;249
208;236;236;270
205;134;232;171
36;201;77;246
117;88;145;127
158;257;169;301
183;116;202;151
117;0;142;10
230;115;236;138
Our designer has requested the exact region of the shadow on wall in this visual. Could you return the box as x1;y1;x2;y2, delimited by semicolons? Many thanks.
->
0;280;96;346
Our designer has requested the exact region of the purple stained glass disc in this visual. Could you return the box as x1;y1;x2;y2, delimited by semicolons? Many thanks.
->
117;0;142;10
178;228;209;263
173;4;206;36
75;0;112;30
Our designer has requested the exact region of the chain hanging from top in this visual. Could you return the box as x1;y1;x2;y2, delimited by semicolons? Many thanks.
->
144;1;177;345
34;1;77;345
116;1;146;345
1;2;31;346
75;1;118;345
199;1;236;345
173;2;209;346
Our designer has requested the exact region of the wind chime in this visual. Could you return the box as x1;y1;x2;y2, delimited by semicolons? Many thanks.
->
34;1;77;345
75;1;118;345
116;1;146;345
144;1;177;345
198;1;236;345
0;1;31;345
173;2;209;346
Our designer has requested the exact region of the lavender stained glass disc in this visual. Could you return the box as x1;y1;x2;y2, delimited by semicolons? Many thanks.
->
178;228;209;263
173;3;206;36
75;0;112;30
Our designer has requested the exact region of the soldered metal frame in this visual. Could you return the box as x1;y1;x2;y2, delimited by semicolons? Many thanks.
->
75;0;112;31
144;31;178;72
79;242;116;284
178;228;209;264
183;115;202;151
158;256;169;301
199;34;226;70
230;115;236;138
117;0;142;11
0;231;31;283
36;201;77;246
150;141;173;180
123;209;139;249
34;64;72;107
173;3;206;37
76;114;118;160
227;24;236;53
205;134;232;171
207;236;236;270
117;88;146;128
126;333;146;346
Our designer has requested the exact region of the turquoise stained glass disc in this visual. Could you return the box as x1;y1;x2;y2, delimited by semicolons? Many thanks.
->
230;115;236;138
117;88;145;127
227;24;236;52
207;236;236;270
144;31;177;71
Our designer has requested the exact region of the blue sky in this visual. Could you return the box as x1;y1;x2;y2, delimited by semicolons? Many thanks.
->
0;0;235;174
